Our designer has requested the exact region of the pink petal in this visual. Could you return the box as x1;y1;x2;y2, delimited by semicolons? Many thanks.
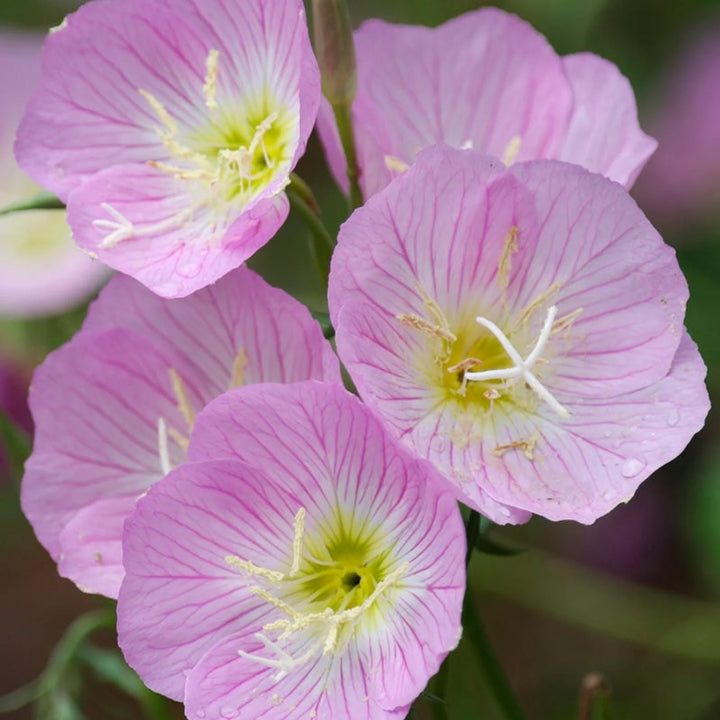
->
473;331;709;521
119;460;291;700
21;329;187;568
318;8;573;198
83;266;341;389
57;496;136;598
559;53;657;188
67;163;289;298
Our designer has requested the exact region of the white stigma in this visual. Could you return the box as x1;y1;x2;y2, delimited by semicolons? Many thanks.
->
464;305;571;418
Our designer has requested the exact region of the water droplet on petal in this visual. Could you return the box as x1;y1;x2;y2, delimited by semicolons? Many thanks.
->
667;409;680;427
196;712;206;719
621;457;646;478
220;708;238;719
602;490;614;501
181;261;201;278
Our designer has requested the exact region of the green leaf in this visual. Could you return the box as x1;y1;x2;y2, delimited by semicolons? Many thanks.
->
0;191;65;217
0;410;32;482
311;311;335;339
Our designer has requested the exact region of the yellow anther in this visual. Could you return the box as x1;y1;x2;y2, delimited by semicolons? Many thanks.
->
225;556;285;582
501;135;522;166
230;349;249;388
139;89;180;138
396;313;456;344
384;155;410;174
498;226;518;290
203;49;220;111
168;368;195;431
493;433;539;460
518;282;563;326
291;508;306;577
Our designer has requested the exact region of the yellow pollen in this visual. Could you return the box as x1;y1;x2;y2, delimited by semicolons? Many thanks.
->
384;155;410;174
553;307;584;335
396;313;456;344
518;282;563;326
498;226;518;290
493;433;539;460
230;349;249;388
139;88;180;138
225;556;285;583
203;49;220;111
290;508;305;577
168;368;195;431
501;135;522;166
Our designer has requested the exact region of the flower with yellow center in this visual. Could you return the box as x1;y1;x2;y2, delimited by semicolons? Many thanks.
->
118;382;465;719
16;0;320;297
329;146;709;524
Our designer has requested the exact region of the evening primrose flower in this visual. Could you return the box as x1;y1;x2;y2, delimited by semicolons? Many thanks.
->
118;381;465;720
15;0;320;297
0;31;106;316
317;8;656;199
328;146;709;524
21;267;340;597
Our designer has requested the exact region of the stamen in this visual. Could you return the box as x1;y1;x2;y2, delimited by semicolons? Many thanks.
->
157;417;172;475
501;135;522;166
93;203;193;249
290;508;305;577
396;313;456;344
384;155;410;174
168;368;195;430
225;556;284;583
139;89;179;137
230;349;249;388
464;305;571;418
203;49;220;111
498;226;519;290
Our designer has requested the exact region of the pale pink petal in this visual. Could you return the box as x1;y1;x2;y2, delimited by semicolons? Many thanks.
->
57;496;136;598
318;8;573;198
0;32;107;317
118;381;464;715
16;0;319;295
21;329;187;567
330;146;703;522
508;159;687;396
119;459;293;700
82;266;341;389
67;164;289;298
559;53;657;188
465;332;709;521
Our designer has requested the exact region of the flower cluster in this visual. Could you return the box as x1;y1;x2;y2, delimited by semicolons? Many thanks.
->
15;0;709;718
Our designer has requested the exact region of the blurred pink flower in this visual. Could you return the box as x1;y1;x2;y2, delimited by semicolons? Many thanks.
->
21;267;340;597
635;22;720;227
317;8;656;199
0;31;106;317
16;0;320;298
329;146;709;524
119;381;465;720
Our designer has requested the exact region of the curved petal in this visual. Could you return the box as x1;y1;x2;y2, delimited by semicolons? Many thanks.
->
21;329;188;582
119;459;296;700
57;496;136;598
67;163;289;297
318;8;573;198
475;332;709;521
83;266;341;391
559;53;657;188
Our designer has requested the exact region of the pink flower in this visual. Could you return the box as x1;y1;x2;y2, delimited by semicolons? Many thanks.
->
317;8;655;199
328;146;709;524
0;31;106;317
118;381;465;720
16;0;320;298
21;267;340;597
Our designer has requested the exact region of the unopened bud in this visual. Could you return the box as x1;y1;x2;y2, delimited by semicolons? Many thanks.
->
311;0;357;106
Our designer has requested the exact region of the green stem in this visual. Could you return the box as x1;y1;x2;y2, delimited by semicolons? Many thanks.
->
463;585;528;720
287;188;336;289
465;510;481;567
332;102;363;210
0;191;64;216
430;659;451;720
0;679;41;713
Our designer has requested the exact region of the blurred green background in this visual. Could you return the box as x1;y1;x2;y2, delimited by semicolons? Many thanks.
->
1;0;720;719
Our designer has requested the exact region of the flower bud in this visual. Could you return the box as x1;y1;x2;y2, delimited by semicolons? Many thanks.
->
311;0;357;106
